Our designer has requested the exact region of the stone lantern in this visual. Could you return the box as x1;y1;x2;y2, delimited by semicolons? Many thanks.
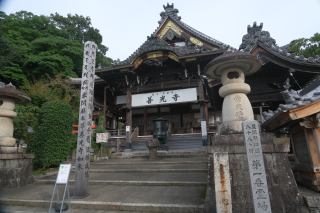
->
0;82;31;146
0;82;34;191
203;52;262;135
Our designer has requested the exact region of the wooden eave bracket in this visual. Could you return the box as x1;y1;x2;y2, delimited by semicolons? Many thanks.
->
299;113;320;128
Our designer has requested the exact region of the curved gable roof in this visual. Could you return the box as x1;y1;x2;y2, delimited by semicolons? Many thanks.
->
111;3;234;67
239;22;320;67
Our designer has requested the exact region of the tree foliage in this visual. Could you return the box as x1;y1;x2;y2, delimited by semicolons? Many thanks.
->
27;100;73;169
0;11;113;88
288;33;320;58
13;105;40;145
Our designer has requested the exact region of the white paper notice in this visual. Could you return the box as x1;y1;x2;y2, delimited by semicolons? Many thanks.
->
201;121;207;136
56;164;71;184
126;126;130;132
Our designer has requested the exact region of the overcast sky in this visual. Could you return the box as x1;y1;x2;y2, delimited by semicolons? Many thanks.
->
1;0;319;61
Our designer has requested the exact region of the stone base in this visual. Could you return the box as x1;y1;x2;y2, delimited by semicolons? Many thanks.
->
204;133;309;213
146;140;160;159
0;137;16;147
0;147;35;191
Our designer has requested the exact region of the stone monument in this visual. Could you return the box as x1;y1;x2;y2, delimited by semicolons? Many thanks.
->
203;52;308;212
73;41;97;198
0;82;35;191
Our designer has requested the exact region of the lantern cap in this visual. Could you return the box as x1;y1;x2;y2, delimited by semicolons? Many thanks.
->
203;52;263;79
0;82;31;104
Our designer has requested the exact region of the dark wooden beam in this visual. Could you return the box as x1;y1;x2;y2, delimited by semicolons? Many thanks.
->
130;79;198;94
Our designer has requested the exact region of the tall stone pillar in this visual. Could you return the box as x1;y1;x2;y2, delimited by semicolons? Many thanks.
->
73;41;97;198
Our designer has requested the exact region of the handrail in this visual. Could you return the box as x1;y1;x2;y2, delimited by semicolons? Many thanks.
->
130;126;139;143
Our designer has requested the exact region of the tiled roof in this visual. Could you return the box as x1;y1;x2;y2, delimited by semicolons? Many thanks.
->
239;22;320;66
111;3;235;67
262;75;320;123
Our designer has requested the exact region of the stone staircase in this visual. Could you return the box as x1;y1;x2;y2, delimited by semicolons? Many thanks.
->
0;156;208;213
132;134;203;151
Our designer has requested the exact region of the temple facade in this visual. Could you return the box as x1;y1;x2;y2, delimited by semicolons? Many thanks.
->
90;3;320;141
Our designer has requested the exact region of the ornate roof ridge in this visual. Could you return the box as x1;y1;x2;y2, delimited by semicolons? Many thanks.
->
110;4;236;67
239;22;320;66
261;86;320;123
111;34;230;67
156;3;235;50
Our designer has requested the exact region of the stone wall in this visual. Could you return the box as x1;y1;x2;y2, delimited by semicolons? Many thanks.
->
0;147;34;191
204;133;309;213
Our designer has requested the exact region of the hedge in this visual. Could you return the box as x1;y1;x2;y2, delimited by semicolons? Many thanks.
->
27;100;73;169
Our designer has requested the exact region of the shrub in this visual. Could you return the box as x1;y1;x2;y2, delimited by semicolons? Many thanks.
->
27;100;73;169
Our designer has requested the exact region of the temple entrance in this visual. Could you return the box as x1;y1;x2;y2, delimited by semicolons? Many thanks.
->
132;103;207;136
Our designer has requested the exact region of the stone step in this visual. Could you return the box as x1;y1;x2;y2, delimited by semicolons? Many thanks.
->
94;160;207;165
89;163;207;170
35;180;207;187
0;184;206;212
37;172;207;182
106;150;207;159
0;200;204;213
71;169;208;173
0;205;142;213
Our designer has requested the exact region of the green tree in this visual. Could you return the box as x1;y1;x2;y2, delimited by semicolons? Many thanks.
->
27;100;73;169
0;11;113;88
288;33;320;58
50;13;111;69
13;105;40;145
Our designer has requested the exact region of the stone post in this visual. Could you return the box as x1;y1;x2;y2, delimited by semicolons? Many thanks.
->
73;41;97;198
146;139;160;159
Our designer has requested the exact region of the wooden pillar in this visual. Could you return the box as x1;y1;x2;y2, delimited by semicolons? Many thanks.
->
144;107;147;136
199;77;207;146
205;103;209;128
103;86;107;127
125;88;132;150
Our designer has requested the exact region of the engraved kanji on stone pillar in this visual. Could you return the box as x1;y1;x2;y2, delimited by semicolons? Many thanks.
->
213;152;232;213
73;41;96;198
243;120;271;213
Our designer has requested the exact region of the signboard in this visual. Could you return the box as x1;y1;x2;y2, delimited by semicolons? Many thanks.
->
243;120;271;212
96;133;109;143
201;121;207;136
131;88;197;107
56;164;71;184
126;126;130;132
49;164;73;212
